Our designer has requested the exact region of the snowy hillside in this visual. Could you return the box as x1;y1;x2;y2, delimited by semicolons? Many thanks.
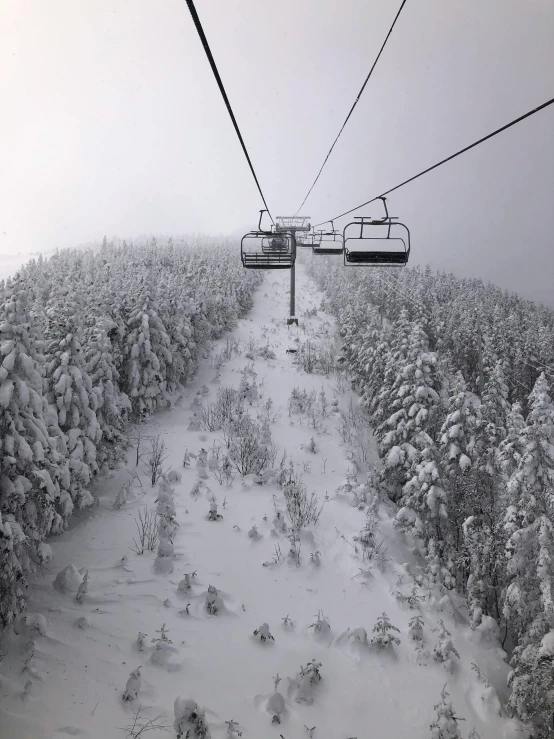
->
0;264;522;739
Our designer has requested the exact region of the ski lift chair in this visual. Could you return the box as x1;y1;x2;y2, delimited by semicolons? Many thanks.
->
241;210;294;269
312;220;344;255
295;233;312;249
342;197;410;267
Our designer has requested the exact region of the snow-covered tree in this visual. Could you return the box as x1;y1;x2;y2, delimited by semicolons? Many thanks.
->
85;321;130;467
503;374;554;639
370;612;401;650
123;285;172;419
497;401;526;479
43;291;100;508
508;627;554;735
174;698;210;738
429;685;463;739
0;285;62;624
379;322;442;503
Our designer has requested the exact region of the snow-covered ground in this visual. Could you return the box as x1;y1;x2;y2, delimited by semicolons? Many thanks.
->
0;265;520;739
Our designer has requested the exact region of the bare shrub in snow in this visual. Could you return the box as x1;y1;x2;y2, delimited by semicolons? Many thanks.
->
223;413;275;476
198;403;222;433
145;435;168;486
174;698;210;739
262;544;284;567
370;612;401;650
295;339;336;375
288;387;316;417
131;507;159;554
259;397;279;424
201;387;242;431
283;475;322;532
122;666;142;701
338;399;367;446
208;444;236;487
248;525;261;540
297;339;317;374
129;425;151;467
120;707;170;738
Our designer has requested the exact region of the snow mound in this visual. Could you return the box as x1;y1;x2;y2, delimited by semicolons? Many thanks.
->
53;564;83;593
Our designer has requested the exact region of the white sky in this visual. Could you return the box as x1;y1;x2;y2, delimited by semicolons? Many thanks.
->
1;0;553;304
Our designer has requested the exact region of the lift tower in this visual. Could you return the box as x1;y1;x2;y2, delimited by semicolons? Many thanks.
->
274;216;311;326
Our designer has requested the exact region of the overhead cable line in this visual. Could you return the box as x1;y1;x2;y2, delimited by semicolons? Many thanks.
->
314;95;554;228
293;0;408;216
185;0;274;223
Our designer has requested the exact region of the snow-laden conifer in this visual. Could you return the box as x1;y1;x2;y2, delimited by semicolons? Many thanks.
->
0;285;62;624
379;322;442;503
429;685;463;739
503;374;554;638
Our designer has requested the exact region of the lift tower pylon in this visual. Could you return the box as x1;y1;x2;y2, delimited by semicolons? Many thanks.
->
274;216;311;326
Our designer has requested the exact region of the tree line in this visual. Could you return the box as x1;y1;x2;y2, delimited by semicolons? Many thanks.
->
0;238;261;628
306;256;554;736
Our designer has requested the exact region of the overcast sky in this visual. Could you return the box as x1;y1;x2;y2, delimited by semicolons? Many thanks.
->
1;0;553;304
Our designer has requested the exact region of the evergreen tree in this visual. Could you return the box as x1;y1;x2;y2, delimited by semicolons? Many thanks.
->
0;286;62;624
429;685;463;739
504;374;554;638
44;292;100;507
386;323;442;523
123;285;172;418
85;322;130;467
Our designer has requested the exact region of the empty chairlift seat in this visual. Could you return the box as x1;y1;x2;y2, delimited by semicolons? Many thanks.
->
342;198;410;267
312;222;343;255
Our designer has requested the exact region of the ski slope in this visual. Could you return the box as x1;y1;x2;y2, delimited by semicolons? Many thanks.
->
0;264;521;739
